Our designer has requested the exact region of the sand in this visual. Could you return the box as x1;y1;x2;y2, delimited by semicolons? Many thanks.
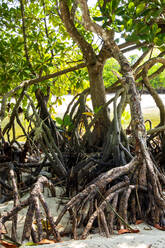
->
23;223;165;248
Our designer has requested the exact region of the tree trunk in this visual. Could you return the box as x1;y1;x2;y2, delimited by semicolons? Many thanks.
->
59;1;111;147
87;62;110;147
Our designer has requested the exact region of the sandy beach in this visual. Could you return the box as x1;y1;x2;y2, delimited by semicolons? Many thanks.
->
23;223;165;248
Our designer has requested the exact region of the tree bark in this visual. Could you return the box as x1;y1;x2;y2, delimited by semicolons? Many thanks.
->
87;63;110;146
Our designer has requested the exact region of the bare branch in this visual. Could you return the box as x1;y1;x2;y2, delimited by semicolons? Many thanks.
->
118;41;136;49
147;125;165;135
121;42;149;54
132;47;153;70
0;63;86;120
142;68;165;125
71;1;78;21
135;56;165;76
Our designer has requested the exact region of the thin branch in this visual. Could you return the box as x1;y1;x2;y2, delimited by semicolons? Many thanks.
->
118;41;136;49
142;68;165;125
0;63;86;120
76;0;114;41
121;42;148;54
20;0;36;76
2;87;27;135
43;0;54;58
59;0;95;60
132;47;153;70
135;54;165;76
147;125;165;135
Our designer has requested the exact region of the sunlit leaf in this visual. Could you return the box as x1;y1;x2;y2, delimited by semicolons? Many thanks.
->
55;117;63;126
120;25;124;31
136;3;146;14
127;19;133;27
20;242;37;246
82;112;94;116
128;2;135;9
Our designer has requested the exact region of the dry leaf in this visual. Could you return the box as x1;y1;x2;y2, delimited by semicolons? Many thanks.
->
131;229;140;233
37;239;56;244
144;226;152;230
118;228;139;234
154;224;165;230
0;240;18;248
118;229;131;234
135;220;143;225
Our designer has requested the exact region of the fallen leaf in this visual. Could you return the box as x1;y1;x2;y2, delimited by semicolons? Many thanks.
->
118;228;139;234
131;229;140;233
0;240;18;248
154;224;165;230
135;220;143;225
118;229;131;234
37;239;56;245
20;242;37;246
144;226;152;230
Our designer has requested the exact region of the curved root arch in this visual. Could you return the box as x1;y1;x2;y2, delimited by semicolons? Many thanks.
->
55;154;165;239
0;176;60;243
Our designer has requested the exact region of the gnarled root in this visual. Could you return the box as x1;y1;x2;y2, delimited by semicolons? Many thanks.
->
55;155;165;239
0;176;60;243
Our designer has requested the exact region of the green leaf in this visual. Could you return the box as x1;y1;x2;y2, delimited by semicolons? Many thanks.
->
20;242;37;246
93;16;107;22
136;3;146;14
111;0;121;10
94;106;102;114
111;14;115;22
82;112;94;116
128;2;135;10
127;19;133;27
55;117;63;126
2;3;8;8
152;23;158;33
120;25;125;31
63;114;72;127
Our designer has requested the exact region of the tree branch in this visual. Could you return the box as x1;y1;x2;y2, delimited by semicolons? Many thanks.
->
43;0;54;59
118;41;136;49
121;42;149;54
132;47;153;70
0;63;86;120
142;68;165;125
135;56;165;76
20;0;36;76
59;0;95;62
77;0;114;41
